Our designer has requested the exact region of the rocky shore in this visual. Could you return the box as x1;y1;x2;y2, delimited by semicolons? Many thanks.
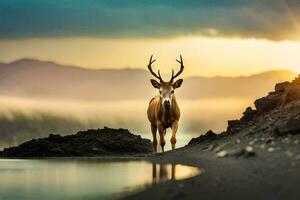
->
0;127;153;157
187;75;300;159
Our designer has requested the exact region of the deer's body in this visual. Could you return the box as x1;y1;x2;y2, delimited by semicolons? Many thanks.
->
146;55;184;152
147;95;180;152
147;95;180;129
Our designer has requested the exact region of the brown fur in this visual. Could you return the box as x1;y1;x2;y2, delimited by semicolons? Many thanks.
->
147;95;180;152
148;95;180;128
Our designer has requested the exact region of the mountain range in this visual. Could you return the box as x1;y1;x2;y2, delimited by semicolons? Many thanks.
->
0;58;298;101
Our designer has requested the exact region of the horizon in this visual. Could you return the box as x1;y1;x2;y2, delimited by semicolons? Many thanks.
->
1;57;299;78
1;37;300;77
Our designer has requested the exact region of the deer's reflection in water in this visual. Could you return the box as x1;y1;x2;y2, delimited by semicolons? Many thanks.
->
152;163;200;184
152;163;176;184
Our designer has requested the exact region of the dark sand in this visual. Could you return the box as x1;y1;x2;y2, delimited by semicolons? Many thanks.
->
124;134;300;200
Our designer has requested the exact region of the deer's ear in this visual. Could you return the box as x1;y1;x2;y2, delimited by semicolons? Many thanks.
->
173;79;183;88
150;79;160;89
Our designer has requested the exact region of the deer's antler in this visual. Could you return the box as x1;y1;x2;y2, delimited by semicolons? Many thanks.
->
170;55;184;82
147;55;163;82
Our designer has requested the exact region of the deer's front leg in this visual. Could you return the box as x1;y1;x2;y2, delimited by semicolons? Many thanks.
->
157;122;166;152
151;125;157;153
171;120;179;150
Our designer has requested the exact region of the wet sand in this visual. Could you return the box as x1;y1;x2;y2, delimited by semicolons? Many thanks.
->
123;137;300;200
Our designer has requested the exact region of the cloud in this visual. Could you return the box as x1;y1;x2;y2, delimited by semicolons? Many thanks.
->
0;0;300;41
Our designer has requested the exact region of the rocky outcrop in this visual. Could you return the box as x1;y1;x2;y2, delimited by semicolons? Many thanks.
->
0;127;153;157
239;75;300;131
277;119;300;135
254;93;282;112
189;75;300;153
253;76;300;113
188;130;218;145
240;107;257;122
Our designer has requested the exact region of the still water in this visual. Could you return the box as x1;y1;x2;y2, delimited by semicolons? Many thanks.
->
0;159;200;200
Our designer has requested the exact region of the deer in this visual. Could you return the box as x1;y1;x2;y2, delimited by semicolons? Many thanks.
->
147;55;184;153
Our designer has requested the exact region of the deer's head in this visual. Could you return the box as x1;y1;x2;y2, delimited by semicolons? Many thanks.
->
147;55;184;108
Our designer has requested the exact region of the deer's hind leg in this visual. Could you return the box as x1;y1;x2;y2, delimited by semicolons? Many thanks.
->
151;125;158;153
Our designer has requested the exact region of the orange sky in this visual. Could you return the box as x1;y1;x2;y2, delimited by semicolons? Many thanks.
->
0;36;300;77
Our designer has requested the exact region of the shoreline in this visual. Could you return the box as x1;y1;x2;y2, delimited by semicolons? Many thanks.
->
123;139;300;200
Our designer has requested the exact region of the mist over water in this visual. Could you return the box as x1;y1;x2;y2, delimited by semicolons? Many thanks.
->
0;95;251;150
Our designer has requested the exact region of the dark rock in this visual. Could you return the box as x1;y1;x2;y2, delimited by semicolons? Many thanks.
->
0;127;153;157
292;75;300;84
188;130;217;145
227;120;240;127
254;94;282;112
48;134;62;142
268;91;277;95
241;107;257;122
285;84;300;103
275;82;291;93
227;120;241;133
277;119;300;135
253;77;300;111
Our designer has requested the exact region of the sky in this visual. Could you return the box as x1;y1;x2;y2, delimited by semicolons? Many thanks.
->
0;0;300;77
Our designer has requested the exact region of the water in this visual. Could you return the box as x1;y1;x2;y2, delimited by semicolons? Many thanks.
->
0;159;200;200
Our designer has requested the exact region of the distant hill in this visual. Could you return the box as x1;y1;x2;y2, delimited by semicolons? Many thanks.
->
0;58;298;100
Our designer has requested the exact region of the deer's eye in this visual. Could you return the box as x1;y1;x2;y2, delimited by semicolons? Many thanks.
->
171;90;174;94
159;90;162;94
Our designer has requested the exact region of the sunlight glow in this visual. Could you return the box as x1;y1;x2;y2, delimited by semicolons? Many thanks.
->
0;36;300;77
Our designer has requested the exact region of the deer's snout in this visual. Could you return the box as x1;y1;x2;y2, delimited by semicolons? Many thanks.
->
163;99;171;108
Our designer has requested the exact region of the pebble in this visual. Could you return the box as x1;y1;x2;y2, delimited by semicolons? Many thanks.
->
294;140;299;145
245;146;254;152
236;139;241;144
243;146;256;157
216;150;227;158
267;147;275;152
